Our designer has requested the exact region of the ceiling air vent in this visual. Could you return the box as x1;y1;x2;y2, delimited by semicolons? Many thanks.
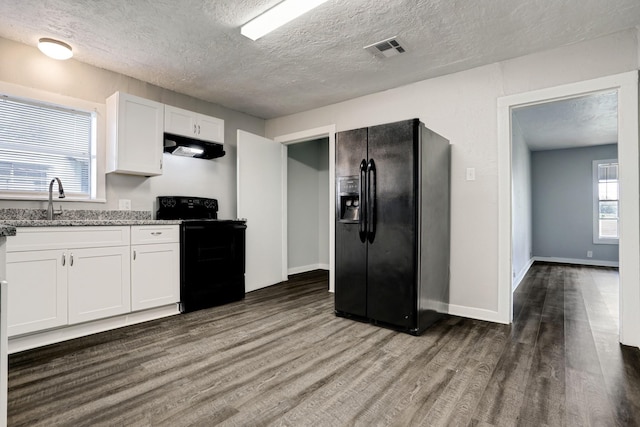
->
364;36;407;58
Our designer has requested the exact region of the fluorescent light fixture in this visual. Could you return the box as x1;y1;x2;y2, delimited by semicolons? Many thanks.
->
241;0;329;41
38;38;73;60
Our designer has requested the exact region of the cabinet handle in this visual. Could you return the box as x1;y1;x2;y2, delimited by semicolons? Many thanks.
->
70;253;74;267
133;250;137;261
198;125;201;134
193;124;197;134
62;253;66;266
151;232;162;236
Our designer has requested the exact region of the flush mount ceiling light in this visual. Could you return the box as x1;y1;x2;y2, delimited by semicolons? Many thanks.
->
241;0;329;41
38;38;73;60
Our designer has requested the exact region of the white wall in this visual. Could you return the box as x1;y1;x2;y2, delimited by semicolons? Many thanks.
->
511;121;532;289
0;37;265;219
266;29;640;321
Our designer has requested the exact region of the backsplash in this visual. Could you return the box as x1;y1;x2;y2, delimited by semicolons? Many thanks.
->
0;209;152;221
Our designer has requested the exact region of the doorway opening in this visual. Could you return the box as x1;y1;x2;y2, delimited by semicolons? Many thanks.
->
511;91;619;283
498;71;639;346
510;91;619;332
286;138;330;276
275;125;337;292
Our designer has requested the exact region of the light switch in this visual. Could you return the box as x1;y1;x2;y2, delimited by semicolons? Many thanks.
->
466;167;476;181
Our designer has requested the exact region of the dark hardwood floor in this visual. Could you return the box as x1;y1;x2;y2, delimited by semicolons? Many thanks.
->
7;264;640;426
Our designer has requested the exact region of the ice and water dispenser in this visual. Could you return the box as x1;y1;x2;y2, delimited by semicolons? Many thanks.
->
337;176;360;222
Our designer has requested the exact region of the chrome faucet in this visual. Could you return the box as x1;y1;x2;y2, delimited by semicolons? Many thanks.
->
47;177;65;220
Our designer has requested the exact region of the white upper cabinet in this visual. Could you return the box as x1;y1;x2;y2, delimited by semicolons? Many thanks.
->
106;92;164;176
164;105;224;144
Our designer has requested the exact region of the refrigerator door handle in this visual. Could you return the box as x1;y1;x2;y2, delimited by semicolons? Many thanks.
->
359;159;368;242
367;158;376;243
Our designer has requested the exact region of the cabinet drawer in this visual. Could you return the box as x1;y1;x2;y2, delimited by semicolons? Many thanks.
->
131;225;179;245
7;227;131;252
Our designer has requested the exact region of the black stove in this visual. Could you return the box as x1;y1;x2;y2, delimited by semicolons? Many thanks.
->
156;196;247;313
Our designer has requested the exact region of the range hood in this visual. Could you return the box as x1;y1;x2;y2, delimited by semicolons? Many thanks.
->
164;133;225;159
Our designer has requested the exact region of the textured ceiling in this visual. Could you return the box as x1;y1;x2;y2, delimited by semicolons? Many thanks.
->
513;91;618;151
0;0;639;119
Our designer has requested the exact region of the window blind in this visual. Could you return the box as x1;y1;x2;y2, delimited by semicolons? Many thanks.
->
0;95;93;197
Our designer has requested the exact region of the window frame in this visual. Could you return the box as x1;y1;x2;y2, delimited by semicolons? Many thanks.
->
593;158;619;245
0;83;106;203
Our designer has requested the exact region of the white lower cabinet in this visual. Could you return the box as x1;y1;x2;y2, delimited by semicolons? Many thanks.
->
7;226;131;337
131;243;180;311
67;246;131;324
131;225;180;311
7;225;180;342
6;249;68;336
6;225;180;353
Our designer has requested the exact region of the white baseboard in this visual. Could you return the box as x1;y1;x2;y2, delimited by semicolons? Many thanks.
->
447;304;508;324
288;263;330;275
533;256;619;268
513;258;535;291
8;304;180;354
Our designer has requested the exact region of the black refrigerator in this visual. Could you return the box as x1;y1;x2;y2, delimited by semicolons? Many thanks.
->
335;118;450;335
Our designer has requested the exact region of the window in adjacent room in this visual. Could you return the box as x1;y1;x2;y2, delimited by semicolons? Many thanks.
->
593;159;619;244
0;94;96;199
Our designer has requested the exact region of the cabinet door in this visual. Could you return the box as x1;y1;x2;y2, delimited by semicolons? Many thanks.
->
106;92;164;176
67;246;131;324
6;250;67;336
131;243;180;311
164;105;197;138
197;114;224;143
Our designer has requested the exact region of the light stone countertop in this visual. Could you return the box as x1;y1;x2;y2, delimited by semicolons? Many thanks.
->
0;208;180;229
0;219;180;227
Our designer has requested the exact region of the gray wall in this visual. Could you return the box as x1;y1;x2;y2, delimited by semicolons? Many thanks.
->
511;121;533;284
0;37;265;219
287;138;329;273
532;144;618;263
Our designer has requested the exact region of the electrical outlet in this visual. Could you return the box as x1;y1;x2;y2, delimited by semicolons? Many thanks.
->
587;250;593;258
118;199;131;211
